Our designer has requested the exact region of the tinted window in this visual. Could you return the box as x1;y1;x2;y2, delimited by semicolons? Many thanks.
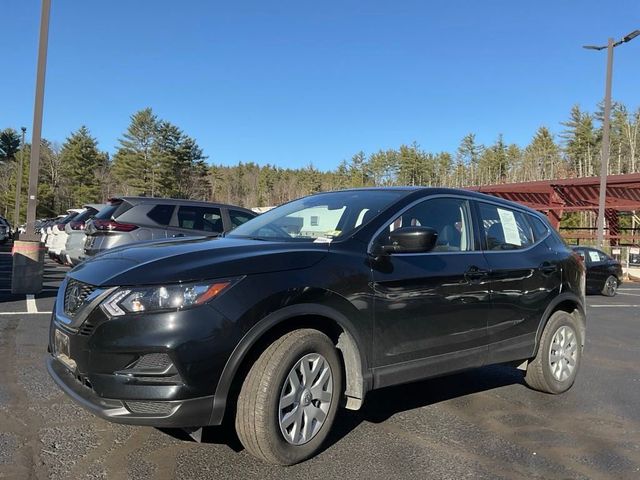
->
479;203;533;250
229;209;255;229
72;208;99;224
177;206;223;232
381;197;474;252
528;214;549;241
59;212;80;225
147;204;174;226
95;202;122;220
586;249;608;263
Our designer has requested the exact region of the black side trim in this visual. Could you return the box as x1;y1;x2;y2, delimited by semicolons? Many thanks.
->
372;345;487;389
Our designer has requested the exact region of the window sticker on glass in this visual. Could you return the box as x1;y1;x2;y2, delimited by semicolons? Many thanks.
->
313;237;333;243
497;208;521;246
588;251;601;262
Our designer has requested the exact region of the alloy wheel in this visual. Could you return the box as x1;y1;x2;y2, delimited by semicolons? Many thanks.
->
548;325;578;382
278;353;333;445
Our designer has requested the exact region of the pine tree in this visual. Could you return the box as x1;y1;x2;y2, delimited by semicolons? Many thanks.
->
60;126;105;205
112;108;160;195
456;133;483;186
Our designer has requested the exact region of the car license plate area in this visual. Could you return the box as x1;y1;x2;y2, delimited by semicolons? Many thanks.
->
54;329;77;372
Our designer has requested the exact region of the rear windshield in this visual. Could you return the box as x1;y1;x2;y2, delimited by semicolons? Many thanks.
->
72;208;98;223
94;201;123;220
59;212;80;225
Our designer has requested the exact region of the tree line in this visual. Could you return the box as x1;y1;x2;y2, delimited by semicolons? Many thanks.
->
1;102;639;223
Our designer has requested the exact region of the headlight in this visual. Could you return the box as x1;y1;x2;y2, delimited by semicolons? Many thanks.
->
101;280;232;317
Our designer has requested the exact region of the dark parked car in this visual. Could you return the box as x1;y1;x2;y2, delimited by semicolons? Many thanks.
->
0;216;11;244
47;188;587;465
572;246;623;296
83;197;256;257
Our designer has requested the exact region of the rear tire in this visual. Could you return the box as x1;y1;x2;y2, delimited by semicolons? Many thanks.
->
235;329;342;465
525;311;582;394
601;275;618;297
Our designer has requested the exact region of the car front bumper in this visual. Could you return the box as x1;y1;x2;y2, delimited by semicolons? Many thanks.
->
46;279;241;427
47;356;216;427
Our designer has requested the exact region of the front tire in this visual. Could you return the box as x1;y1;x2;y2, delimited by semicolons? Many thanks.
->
524;311;583;394
235;329;342;465
601;275;618;296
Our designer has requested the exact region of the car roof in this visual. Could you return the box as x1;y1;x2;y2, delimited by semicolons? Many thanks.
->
108;196;255;212
313;187;547;218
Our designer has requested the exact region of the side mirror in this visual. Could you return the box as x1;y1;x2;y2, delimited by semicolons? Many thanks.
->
381;226;438;254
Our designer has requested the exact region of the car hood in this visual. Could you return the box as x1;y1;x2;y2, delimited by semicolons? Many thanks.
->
68;236;330;287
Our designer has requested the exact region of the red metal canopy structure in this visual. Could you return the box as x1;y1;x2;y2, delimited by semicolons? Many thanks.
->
468;173;640;245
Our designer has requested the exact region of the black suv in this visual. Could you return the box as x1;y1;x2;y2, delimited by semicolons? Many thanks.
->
47;188;586;465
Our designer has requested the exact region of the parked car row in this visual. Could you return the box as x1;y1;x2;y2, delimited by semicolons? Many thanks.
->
39;197;257;267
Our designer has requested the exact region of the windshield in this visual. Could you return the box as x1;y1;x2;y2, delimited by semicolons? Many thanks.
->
228;190;407;242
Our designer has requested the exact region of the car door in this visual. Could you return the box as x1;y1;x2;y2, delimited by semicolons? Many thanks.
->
166;205;224;238
475;201;561;364
370;196;491;388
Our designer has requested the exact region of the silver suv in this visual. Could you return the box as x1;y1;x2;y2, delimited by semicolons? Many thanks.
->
83;197;256;257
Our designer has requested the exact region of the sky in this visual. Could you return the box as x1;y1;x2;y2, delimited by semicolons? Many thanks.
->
2;1;640;170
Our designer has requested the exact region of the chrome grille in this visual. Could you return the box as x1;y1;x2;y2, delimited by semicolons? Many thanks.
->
64;279;97;317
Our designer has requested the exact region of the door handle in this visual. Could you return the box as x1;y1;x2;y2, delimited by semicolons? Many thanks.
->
172;233;185;238
539;262;557;274
464;266;489;281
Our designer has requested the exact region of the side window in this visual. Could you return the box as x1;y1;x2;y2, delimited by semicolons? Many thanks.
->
528;214;549;241
146;204;174;226
177;206;223;232
586;249;607;263
229;209;254;229
380;197;474;252
478;203;534;250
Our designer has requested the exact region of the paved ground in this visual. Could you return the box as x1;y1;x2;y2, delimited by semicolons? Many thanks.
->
0;240;639;479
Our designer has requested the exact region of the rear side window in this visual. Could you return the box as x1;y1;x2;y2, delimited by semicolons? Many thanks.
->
146;204;174;226
177;206;223;232
478;203;534;250
229;209;255;229
528;214;549;241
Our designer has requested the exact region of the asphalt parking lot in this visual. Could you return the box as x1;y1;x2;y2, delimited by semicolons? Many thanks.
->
0;242;639;479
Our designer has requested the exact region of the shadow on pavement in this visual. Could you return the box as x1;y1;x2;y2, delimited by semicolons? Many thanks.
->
158;363;524;455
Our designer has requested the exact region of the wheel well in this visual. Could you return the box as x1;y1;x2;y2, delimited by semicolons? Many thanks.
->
224;315;366;424
547;300;586;347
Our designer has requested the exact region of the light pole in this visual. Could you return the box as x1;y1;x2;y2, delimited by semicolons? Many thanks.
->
583;29;640;248
13;127;26;231
12;0;50;295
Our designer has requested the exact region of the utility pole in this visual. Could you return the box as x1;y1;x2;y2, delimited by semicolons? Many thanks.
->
596;38;614;249
13;127;27;230
24;0;51;240
583;29;640;248
11;0;51;294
